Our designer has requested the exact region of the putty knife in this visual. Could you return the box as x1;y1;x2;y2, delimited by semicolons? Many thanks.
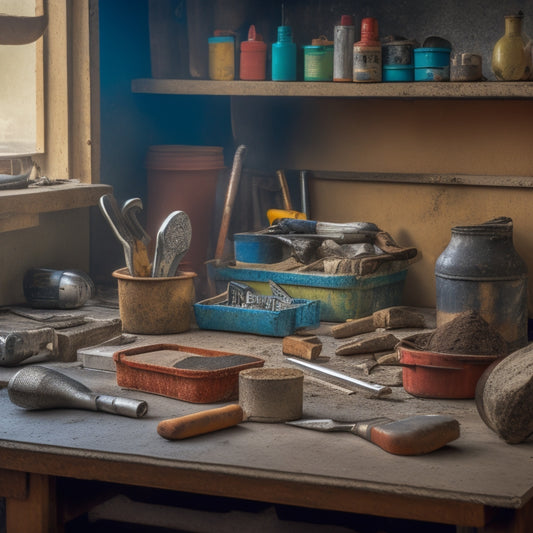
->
287;414;460;455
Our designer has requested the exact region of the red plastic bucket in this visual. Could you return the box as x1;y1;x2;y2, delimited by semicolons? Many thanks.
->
146;145;225;298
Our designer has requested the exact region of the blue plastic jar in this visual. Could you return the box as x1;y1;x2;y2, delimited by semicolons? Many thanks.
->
414;47;451;81
383;64;414;82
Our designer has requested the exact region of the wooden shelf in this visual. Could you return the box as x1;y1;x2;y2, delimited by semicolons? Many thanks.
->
132;79;533;99
0;182;111;232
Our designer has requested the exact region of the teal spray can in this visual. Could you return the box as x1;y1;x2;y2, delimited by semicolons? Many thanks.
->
272;25;297;80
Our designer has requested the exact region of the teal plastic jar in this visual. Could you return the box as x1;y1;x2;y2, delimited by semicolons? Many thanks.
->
272;26;297;81
303;37;334;81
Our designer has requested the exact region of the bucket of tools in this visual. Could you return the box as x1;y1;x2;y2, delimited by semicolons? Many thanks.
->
113;268;197;334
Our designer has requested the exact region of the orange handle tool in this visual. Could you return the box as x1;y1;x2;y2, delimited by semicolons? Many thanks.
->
359;415;460;455
157;404;244;440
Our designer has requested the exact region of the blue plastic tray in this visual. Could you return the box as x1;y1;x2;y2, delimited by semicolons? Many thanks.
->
194;294;320;337
214;263;408;322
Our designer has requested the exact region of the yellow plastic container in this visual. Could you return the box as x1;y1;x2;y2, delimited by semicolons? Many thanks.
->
208;35;235;80
113;268;197;334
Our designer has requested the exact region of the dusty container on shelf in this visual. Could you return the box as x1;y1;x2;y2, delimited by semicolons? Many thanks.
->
113;268;197;334
353;17;382;82
451;53;483;81
333;14;355;82
208;33;235;80
492;13;531;81
239;24;267;80
414;47;451;81
145;145;225;298
303;36;334;81
435;217;528;351
382;39;415;65
382;64;414;82
272;25;297;81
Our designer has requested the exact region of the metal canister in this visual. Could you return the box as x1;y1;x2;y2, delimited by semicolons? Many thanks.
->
333;15;355;82
435;217;528;351
382;39;416;65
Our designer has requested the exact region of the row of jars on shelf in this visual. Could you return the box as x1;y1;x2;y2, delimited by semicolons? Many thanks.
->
207;13;532;83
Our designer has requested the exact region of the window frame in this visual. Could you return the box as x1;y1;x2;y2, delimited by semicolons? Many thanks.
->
30;0;100;183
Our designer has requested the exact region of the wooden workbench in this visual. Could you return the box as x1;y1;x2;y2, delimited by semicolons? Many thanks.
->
0;327;532;532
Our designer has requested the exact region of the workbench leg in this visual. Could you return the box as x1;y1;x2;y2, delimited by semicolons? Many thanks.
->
477;499;533;533
5;473;60;533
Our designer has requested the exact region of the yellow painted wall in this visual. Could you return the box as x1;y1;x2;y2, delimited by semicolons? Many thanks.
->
235;98;533;313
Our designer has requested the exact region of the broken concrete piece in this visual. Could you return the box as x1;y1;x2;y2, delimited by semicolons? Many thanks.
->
336;333;399;356
56;318;122;362
331;306;426;339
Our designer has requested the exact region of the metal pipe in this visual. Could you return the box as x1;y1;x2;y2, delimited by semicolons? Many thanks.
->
299;170;310;217
287;357;392;397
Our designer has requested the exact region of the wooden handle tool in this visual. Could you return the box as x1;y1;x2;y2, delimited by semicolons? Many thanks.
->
157;404;244;440
287;415;460;455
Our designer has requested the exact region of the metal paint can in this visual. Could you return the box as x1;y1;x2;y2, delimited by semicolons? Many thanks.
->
303;36;334;81
435;217;528;351
333;15;355;82
382;39;415;65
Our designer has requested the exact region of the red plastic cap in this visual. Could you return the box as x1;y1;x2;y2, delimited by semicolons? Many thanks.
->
340;15;354;26
361;17;379;38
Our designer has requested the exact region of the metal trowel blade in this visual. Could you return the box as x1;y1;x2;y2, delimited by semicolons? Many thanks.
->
286;419;350;432
152;210;192;277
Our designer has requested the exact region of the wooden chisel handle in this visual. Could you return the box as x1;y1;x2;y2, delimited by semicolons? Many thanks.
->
354;415;460;455
157;404;244;440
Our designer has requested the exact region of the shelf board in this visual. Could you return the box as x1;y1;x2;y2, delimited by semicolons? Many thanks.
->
132;79;533;99
0;182;112;232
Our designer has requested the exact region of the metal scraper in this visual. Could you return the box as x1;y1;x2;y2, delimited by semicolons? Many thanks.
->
152;210;192;277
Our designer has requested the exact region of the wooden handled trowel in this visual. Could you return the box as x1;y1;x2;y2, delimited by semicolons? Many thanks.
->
286;414;460;455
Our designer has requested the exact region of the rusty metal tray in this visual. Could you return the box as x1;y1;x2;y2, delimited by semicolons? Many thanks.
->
113;343;264;403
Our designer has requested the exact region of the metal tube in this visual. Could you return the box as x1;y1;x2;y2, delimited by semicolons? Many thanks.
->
299;170;310;217
287;357;392;397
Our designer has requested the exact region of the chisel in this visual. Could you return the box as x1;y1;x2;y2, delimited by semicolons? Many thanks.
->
286;415;460;455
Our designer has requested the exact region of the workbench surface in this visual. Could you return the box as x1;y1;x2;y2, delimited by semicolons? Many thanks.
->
0;326;532;531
